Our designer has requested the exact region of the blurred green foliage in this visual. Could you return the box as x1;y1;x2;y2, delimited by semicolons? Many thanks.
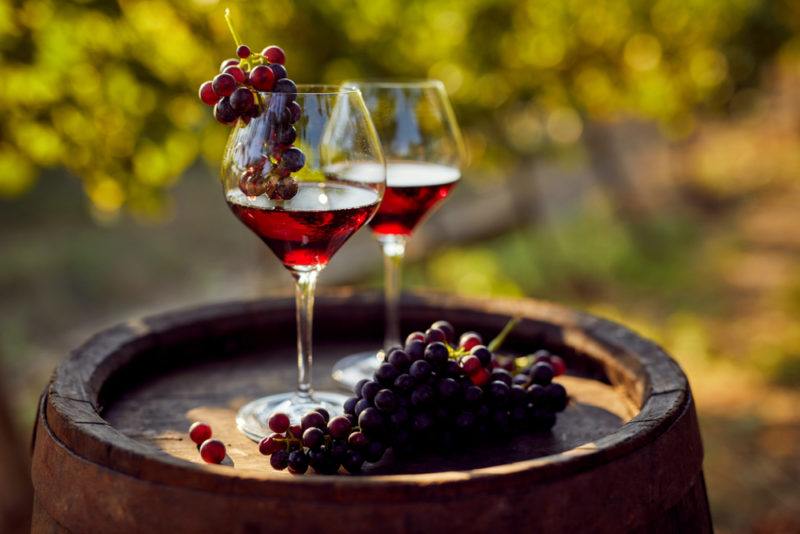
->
0;0;798;217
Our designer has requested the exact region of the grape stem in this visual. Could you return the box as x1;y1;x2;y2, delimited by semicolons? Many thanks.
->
487;317;521;352
224;8;242;48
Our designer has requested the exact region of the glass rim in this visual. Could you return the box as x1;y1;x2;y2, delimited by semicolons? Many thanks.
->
341;79;446;89
271;84;361;95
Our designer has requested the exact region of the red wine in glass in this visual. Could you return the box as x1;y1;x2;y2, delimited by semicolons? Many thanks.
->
369;162;461;237
227;181;381;269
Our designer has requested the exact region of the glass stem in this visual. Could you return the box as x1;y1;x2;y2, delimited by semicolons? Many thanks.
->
292;269;319;401
379;235;407;351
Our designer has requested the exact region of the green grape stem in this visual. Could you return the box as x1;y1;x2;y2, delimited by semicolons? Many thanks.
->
224;8;242;48
487;317;521;352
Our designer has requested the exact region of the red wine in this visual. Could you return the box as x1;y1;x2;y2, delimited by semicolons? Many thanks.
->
369;162;460;236
227;182;381;269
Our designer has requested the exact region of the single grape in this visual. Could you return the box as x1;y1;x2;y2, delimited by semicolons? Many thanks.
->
279;147;305;173
490;368;513;386
374;389;398;413
470;345;493;367
198;82;219;106
301;411;326;431
361;380;381;403
375;362;400;385
354;398;370;416
330;439;349;462
389;407;409;428
531;362;554;386
212;72;237;97
189;422;212;445
469;367;491;386
286;101;302;123
247;65;274;92
488;380;511;406
550;356;567;376
344;413;357;426
315;408;330;423
405;339;426;361
510;384;527;404
213;98;238;125
529;408;557;431
287;450;309;474
288;424;303;439
412;413;434;433
274;125;297;145
544;383;568;412
270;449;289;470
387;349;411;370
327;415;353;439
526;383;547;405
354;378;369;398
236;44;251;58
274;177;298;200
358;407;385;437
445;360;463;377
364;441;386;463
342;450;365;474
262;45;286;65
459;332;483;351
408;360;433;381
343;396;358;415
455;411;476;431
430;320;455;343
533;350;552;364
347;431;368;450
463;385;483;404
199;439;226;464
513;374;530;386
437;377;461;402
274;78;297;101
268;412;291;434
393;373;415;393
302;427;325;450
219;58;239;72
270;63;288;81
425;327;447;344
259;433;284;455
424;342;449;368
230;87;255;114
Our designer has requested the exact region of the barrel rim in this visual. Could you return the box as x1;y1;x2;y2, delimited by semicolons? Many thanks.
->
43;293;689;492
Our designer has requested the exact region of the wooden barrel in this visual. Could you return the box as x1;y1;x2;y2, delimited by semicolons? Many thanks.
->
31;293;711;533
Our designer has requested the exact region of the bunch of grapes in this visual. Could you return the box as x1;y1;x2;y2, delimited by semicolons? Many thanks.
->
198;12;304;201
260;320;570;475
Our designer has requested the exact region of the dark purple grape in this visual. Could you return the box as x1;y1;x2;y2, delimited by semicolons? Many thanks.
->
526;384;547;405
213;97;238;125
424;342;449;368
361;380;381;403
365;441;386;463
410;384;434;408
345;413;357;426
274;78;297;101
344;397;358;415
533;349;553;364
464;385;483;404
405;339;426;361
425;327;447;344
393;373;415;393
405;331;425;345
387;349;411;370
488;380;511;406
287;449;308;474
279;147;305;172
437;377;461;402
409;360;432;380
374;389;398;413
302;427;325;450
327;415;352;439
476;404;491;419
430;321;455;343
531;362;554;385
544;383;568;412
287;101;302;123
301;411;326;431
274;125;297;145
375;362;399;385
330;439;349;462
270;449;289;470
389;407;409;428
470;345;493;367
347;431;368;450
455;411;476;431
529;408;557;431
354;379;369;398
354;398;370;416
315;408;330;423
490;368;513;386
212;72;237;97
412;413;434;433
445;360;463;377
513;374;530;386
358;407;385;437
270;63;288;80
342;450;365;474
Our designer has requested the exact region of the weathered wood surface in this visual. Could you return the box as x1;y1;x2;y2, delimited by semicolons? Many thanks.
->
30;293;711;533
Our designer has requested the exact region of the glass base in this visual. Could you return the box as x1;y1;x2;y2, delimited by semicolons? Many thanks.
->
331;350;383;391
236;391;349;442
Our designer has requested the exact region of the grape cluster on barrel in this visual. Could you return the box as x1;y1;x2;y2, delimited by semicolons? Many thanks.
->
259;320;570;475
199;37;303;201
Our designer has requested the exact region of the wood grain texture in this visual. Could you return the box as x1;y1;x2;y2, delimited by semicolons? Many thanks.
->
31;293;711;533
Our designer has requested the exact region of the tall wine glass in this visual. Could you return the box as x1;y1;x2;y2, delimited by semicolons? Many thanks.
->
331;80;465;389
225;86;385;441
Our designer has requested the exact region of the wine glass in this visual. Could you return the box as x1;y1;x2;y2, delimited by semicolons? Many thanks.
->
331;80;465;389
225;86;385;441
